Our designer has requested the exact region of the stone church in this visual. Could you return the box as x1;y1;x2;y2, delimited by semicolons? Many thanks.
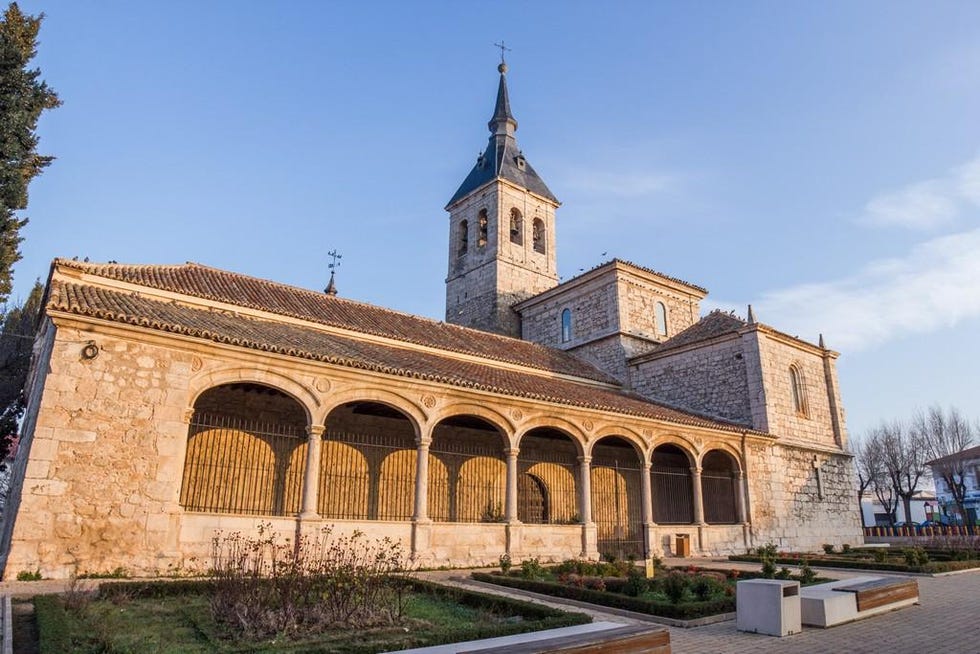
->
0;63;862;579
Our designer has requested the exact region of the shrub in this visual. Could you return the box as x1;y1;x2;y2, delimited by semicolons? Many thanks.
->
520;557;544;580
760;555;776;579
758;542;778;559
498;553;512;575
623;566;647;597
661;571;688;604
822;543;835;554
209;523;409;641
874;549;887;563
726;568;740;580
903;547;929;567
690;576;723;601
16;569;42;581
775;567;792;580
798;558;817;584
841;543;851;553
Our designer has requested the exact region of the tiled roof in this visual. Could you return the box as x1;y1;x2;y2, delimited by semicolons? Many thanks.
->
647;310;747;355
47;278;755;435
560;259;708;296
56;259;615;385
926;444;980;467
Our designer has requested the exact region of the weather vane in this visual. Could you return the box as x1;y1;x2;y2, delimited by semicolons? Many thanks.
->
493;40;511;65
328;249;343;271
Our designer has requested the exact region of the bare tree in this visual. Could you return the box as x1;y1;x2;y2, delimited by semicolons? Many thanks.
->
916;406;977;531
876;419;928;525
852;434;882;527
855;429;898;526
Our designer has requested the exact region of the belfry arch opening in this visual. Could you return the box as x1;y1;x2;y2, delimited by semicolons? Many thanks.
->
321;401;417;521
651;443;695;524
180;383;308;516
430;415;507;523
591;436;644;559
518;427;581;525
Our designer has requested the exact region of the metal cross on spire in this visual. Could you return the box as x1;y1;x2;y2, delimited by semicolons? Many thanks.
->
493;40;511;65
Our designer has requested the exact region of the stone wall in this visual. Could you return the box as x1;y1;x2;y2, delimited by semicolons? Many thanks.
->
630;336;753;426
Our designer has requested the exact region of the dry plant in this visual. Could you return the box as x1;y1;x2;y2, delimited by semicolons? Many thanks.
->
209;523;410;641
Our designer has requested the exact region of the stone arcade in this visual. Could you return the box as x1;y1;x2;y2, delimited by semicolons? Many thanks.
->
0;63;862;579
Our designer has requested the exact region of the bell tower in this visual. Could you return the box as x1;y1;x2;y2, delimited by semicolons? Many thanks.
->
445;62;560;337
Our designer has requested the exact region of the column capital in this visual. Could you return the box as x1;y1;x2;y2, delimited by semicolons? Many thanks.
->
504;447;520;458
306;424;326;437
690;466;702;475
416;437;432;448
577;455;592;465
181;407;195;424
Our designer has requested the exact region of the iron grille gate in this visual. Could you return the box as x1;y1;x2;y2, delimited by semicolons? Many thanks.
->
318;430;417;521
651;466;694;524
180;412;306;516
428;436;506;523
701;471;738;524
518;440;580;525
591;459;644;559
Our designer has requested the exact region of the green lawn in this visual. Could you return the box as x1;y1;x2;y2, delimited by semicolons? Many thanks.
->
35;582;590;654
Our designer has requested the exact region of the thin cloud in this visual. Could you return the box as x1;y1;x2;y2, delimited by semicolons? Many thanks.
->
558;169;677;198
861;154;980;230
713;228;980;352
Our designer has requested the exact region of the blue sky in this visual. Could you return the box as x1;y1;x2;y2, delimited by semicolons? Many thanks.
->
11;1;980;439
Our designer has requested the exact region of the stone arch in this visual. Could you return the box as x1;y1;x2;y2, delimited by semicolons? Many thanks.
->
517;426;583;524
590;435;646;558
701;449;740;524
318;387;424;439
320;398;419;520
429;412;508;523
428;402;513;448
647;435;698;466
180;381;308;517
515;417;587;455
697;442;743;471
188;367;318;425
587;427;646;459
650;442;696;524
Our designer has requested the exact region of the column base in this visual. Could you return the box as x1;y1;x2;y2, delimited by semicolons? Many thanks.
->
581;523;599;560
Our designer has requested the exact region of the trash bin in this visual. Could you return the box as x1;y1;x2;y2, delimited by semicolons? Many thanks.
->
674;534;691;557
736;579;801;637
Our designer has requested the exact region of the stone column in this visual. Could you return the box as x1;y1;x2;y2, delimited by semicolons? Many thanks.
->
691;466;706;525
299;425;324;519
736;471;748;523
413;438;432;522
505;448;520;523
578;455;598;558
640;461;658;558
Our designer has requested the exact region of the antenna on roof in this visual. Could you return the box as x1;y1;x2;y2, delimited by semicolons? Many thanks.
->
325;249;342;296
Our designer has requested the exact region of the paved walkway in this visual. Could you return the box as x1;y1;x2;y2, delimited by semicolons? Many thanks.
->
421;559;980;654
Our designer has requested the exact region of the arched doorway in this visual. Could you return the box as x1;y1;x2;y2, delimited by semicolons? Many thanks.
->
651;444;695;524
180;383;307;516
518;428;580;524
591;436;644;559
702;450;740;524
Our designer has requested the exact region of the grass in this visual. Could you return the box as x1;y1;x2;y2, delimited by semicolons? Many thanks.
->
35;580;589;654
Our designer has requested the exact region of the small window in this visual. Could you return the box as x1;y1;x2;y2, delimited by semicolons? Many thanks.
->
655;301;668;337
790;364;808;417
478;209;488;248
510;208;523;245
561;308;572;343
533;218;546;254
458;220;468;256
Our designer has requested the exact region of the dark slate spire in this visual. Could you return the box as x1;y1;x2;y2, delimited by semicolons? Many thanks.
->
447;63;558;208
489;62;517;136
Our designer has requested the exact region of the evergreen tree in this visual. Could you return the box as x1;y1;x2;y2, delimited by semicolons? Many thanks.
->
0;2;60;304
0;280;42;456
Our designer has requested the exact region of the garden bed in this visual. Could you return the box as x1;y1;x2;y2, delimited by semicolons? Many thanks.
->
730;544;980;574
30;578;591;654
472;559;829;623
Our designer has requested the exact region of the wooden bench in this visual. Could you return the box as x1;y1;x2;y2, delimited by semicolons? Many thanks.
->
800;576;918;628
466;625;670;653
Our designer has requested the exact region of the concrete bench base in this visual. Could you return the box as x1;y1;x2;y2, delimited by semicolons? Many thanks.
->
467;624;670;653
800;576;919;628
